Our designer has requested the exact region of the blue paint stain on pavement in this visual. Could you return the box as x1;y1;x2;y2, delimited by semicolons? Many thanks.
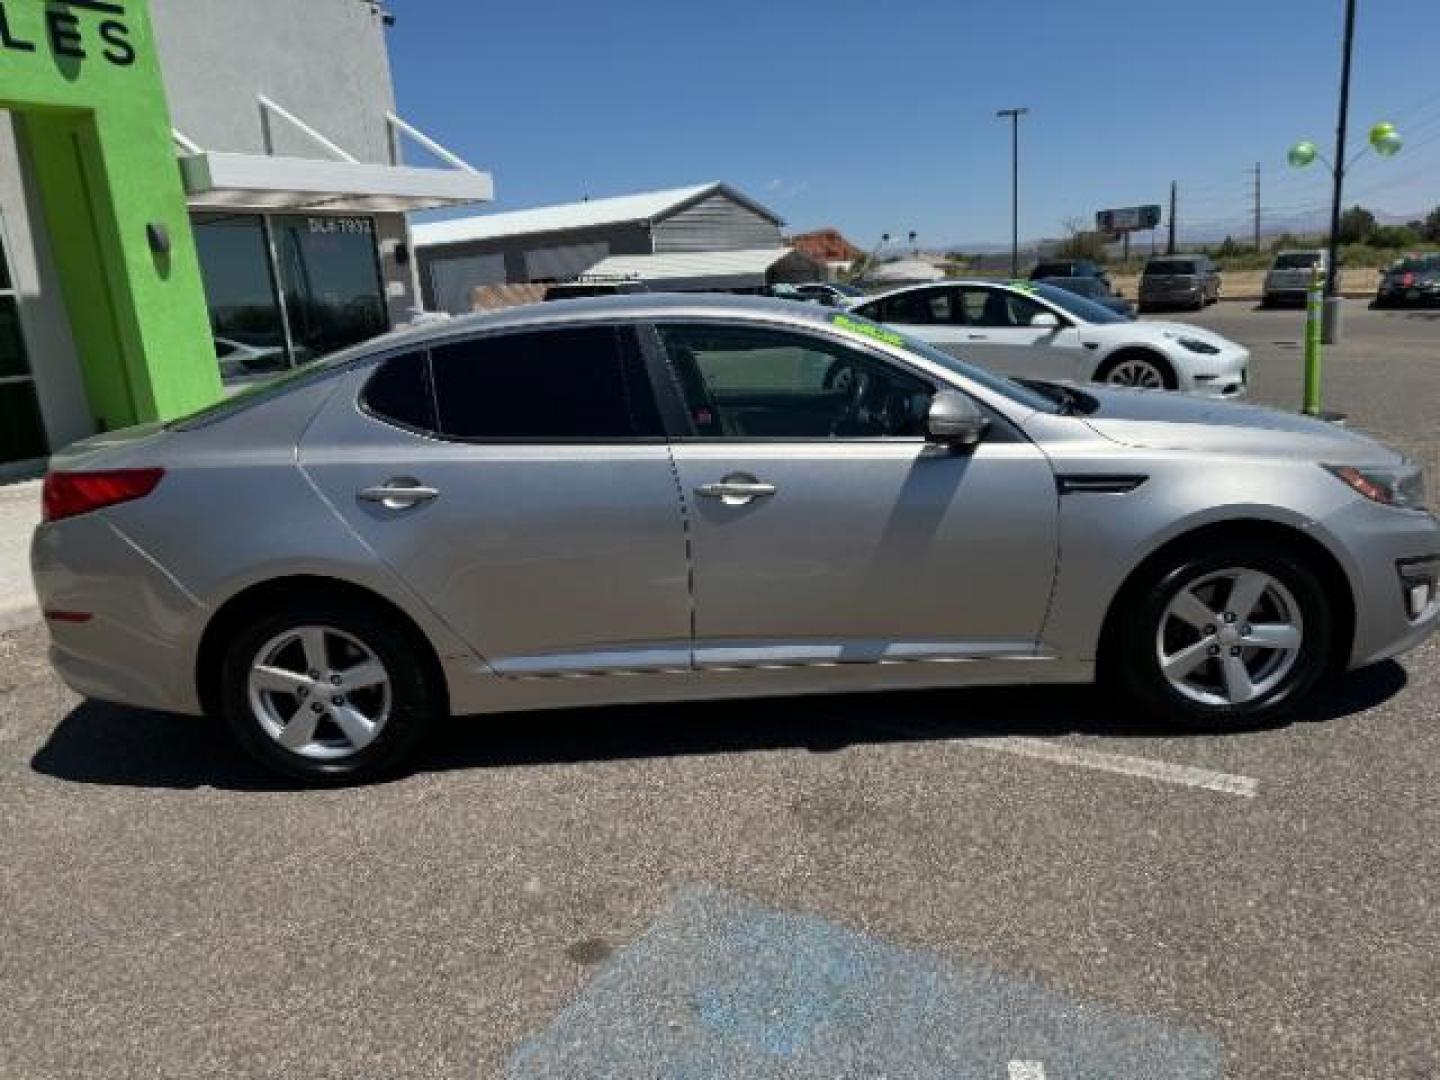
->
508;887;1225;1079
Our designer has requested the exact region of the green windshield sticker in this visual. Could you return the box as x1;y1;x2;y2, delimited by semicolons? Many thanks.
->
1009;280;1036;293
830;313;906;347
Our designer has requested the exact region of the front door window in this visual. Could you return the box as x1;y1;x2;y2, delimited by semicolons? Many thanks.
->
0;220;48;464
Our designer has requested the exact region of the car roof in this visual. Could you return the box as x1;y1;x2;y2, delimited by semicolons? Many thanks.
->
323;293;847;362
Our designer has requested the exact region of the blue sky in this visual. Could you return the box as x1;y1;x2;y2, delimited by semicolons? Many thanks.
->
388;0;1440;248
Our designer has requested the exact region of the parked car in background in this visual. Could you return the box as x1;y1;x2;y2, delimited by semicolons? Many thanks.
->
1139;255;1221;311
33;295;1437;781
1036;275;1135;319
1262;250;1328;307
1030;258;1111;289
852;280;1246;395
1374;254;1440;308
784;282;868;307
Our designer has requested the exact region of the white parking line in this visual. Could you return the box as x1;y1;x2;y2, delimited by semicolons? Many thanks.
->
1009;1062;1047;1080
961;736;1259;798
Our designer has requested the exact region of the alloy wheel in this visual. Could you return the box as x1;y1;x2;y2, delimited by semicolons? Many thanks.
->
1156;568;1304;707
247;625;392;760
1105;357;1167;388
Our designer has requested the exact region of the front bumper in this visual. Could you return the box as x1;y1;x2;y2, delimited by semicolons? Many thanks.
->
1264;288;1310;305
1322;501;1440;669
1184;349;1249;400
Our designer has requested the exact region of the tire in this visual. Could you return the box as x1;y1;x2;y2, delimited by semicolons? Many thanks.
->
1095;352;1175;390
1111;544;1333;731
218;596;439;783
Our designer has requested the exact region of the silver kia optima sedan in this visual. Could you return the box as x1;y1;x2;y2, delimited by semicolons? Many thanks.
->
32;295;1440;781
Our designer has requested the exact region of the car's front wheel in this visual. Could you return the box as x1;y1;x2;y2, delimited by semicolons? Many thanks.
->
1096;352;1174;390
1112;545;1333;730
219;598;438;782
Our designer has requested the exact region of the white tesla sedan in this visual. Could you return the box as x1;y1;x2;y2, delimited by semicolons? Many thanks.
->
850;280;1248;397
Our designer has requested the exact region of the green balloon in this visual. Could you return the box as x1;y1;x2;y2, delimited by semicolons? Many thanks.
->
1288;140;1318;168
1369;121;1402;157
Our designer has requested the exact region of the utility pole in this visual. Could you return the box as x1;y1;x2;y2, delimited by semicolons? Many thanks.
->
1166;181;1177;254
996;107;1028;277
1322;0;1356;342
1251;162;1262;251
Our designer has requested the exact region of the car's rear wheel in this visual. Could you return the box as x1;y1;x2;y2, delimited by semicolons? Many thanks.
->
1096;352;1174;390
219;598;437;782
1113;545;1333;730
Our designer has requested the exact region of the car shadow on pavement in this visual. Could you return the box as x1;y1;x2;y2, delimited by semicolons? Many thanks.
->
30;661;1407;791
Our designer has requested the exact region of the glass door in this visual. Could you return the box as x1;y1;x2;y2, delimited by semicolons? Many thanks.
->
0;217;49;465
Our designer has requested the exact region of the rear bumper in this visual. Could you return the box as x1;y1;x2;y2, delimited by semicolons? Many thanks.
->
1263;289;1310;304
31;515;205;715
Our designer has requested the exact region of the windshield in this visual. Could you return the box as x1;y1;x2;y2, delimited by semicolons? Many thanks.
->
1025;281;1129;324
1273;253;1320;270
828;284;866;297
827;312;1061;414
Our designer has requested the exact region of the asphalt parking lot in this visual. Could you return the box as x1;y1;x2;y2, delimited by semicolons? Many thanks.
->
2;300;1438;1079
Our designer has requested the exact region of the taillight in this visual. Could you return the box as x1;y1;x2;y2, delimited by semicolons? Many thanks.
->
42;468;165;523
1402;272;1415;287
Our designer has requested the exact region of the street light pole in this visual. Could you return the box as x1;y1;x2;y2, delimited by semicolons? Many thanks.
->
1323;0;1356;339
996;107;1027;277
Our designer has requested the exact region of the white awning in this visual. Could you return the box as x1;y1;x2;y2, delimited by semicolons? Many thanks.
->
180;152;494;213
579;248;821;291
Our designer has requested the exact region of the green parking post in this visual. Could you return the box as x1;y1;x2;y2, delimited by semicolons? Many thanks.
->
1303;265;1324;416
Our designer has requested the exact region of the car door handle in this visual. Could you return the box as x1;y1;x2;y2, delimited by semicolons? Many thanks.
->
966;333;988;340
696;479;776;505
357;480;440;509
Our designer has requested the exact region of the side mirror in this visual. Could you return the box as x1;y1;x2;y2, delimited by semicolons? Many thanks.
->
925;390;989;449
1030;311;1061;329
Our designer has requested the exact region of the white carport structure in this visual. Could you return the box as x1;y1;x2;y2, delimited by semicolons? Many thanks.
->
579;248;823;292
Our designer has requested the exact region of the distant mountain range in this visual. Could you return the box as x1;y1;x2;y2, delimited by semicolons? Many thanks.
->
926;207;1433;254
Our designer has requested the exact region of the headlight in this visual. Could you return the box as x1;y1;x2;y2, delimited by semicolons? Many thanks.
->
1324;463;1427;509
1176;336;1221;355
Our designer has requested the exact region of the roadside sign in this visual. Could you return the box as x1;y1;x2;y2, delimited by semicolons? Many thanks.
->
1097;205;1162;234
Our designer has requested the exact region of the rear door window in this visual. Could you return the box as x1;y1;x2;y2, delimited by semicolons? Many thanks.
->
363;325;662;440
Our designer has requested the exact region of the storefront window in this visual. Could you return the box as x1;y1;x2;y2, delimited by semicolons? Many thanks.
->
0;229;49;464
193;215;290;383
273;215;388;361
194;213;390;385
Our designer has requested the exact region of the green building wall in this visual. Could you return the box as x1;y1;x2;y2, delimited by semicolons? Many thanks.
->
0;0;220;431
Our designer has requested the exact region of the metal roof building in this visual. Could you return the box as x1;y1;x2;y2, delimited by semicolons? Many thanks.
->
413;182;819;313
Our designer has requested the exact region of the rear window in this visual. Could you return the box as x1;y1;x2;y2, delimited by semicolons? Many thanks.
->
1031;262;1073;277
1144;259;1197;275
1273;253;1321;270
1392;255;1440;273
